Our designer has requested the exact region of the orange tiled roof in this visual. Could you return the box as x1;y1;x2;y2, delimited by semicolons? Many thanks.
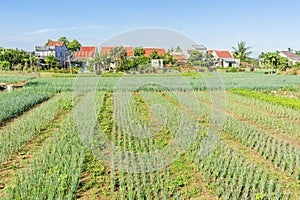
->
124;46;134;57
81;46;96;52
74;52;94;58
46;41;64;47
209;50;233;58
143;48;166;57
74;46;97;58
101;46;134;57
215;50;233;58
172;54;187;60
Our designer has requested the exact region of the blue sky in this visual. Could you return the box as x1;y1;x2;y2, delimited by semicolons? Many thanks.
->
1;0;300;57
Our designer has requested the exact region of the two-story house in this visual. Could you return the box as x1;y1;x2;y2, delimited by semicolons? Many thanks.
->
35;41;68;68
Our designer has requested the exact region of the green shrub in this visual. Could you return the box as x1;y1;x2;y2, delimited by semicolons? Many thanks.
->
0;61;11;70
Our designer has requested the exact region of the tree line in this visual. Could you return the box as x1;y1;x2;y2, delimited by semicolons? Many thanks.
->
1;40;300;73
90;46;177;73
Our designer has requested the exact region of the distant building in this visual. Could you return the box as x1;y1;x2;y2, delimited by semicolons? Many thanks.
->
187;45;207;55
35;41;68;68
208;50;240;67
279;51;300;65
169;52;187;66
143;48;166;57
151;59;164;68
72;46;97;69
101;46;134;57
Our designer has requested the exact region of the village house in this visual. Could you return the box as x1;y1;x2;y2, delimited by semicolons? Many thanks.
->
279;51;300;65
143;48;166;57
101;46;134;57
72;46;97;70
35;41;68;68
187;44;207;55
100;46;134;70
208;50;240;67
143;48;166;68
169;52;187;66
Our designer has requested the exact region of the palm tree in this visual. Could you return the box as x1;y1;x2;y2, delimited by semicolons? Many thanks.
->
232;41;252;61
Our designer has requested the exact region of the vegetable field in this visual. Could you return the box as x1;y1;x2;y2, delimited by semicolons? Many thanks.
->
0;72;300;200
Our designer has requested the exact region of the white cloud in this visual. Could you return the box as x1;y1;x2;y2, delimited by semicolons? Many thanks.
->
26;27;80;35
29;28;57;35
26;25;102;36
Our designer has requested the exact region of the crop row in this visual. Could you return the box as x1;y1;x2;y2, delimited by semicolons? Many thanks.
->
226;96;300;137
193;143;290;199
0;93;72;163
156;91;295;199
193;91;300;179
230;88;300;110
22;72;300;94
0;75;35;83
5;92;105;199
227;92;300;121
0;89;53;124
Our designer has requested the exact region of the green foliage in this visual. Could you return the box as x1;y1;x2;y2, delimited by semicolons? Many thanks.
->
226;67;238;72
101;72;124;77
164;53;176;65
134;47;145;57
188;50;213;67
118;57;135;71
181;71;202;77
292;62;300;69
135;55;150;67
0;47;29;69
0;93;71;163
232;41;252;61
110;46;127;70
230;88;300;109
0;75;34;83
259;52;288;69
7;116;85;199
175;46;183;53
58;36;81;53
188;50;204;66
149;50;164;59
0;89;53;125
45;55;60;69
0;61;10;70
90;52;113;71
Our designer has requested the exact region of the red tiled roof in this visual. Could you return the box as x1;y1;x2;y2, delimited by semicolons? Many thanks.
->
101;46;134;57
46;41;64;47
74;46;96;58
143;48;166;57
172;54;187;61
208;50;234;58
214;50;233;58
74;52;95;58
123;46;134;56
281;51;300;60
101;46;113;54
81;46;96;53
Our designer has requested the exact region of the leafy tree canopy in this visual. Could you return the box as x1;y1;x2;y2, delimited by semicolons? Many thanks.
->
259;51;288;69
134;47;145;57
232;41;252;61
150;50;164;59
